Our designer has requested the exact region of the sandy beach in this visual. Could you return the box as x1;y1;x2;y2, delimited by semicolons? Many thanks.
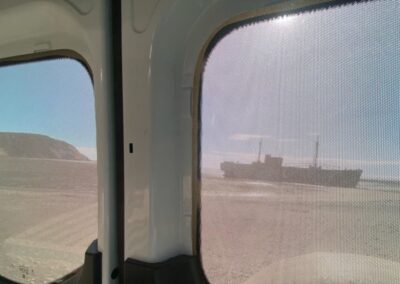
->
201;175;400;284
1;157;400;283
0;157;97;284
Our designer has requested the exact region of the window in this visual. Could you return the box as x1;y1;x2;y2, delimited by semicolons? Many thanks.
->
0;58;97;283
200;0;400;283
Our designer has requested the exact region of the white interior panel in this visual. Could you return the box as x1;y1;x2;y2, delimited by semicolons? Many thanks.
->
122;0;301;262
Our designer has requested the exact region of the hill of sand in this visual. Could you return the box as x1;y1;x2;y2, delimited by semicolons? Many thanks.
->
0;132;89;161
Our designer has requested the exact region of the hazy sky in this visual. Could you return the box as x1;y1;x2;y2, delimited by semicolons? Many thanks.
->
0;59;96;159
202;0;400;179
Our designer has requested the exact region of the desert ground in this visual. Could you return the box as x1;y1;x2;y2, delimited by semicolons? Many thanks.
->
0;157;97;284
1;157;400;284
201;174;400;284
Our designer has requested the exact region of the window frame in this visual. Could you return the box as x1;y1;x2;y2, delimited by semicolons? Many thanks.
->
0;50;97;284
192;0;370;278
0;50;93;81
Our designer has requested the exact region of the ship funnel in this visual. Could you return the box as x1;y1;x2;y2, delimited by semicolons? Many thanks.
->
257;139;263;163
313;136;319;168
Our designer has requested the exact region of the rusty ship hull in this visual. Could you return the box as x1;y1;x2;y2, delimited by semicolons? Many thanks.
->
221;155;362;188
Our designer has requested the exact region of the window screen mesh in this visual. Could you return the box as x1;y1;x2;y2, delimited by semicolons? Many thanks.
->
200;0;400;283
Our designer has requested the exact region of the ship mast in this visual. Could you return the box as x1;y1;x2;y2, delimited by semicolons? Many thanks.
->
257;139;263;163
312;136;319;168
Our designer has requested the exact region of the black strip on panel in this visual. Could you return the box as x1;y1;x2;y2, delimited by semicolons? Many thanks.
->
124;256;208;284
110;0;125;283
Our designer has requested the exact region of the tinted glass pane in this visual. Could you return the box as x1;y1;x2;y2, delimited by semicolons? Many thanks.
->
0;59;97;283
201;1;400;283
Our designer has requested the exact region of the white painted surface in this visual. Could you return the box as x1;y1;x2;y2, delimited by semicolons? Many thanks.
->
122;0;291;262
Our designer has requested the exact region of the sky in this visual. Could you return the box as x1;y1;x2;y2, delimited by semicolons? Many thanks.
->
0;59;97;160
201;0;400;180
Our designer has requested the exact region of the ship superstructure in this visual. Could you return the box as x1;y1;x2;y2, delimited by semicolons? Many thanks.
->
220;139;362;188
